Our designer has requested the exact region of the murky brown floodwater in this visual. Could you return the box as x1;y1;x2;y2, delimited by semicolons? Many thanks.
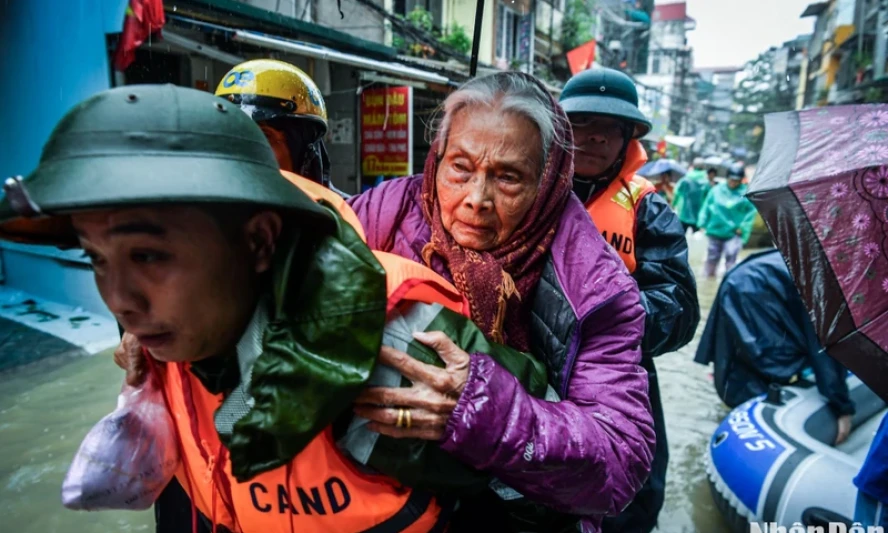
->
655;235;747;533
0;236;755;533
0;352;155;532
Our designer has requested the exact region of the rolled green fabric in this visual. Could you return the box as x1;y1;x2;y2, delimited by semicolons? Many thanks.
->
338;300;549;494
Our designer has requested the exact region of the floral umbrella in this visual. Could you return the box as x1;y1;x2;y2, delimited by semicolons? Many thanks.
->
749;105;888;401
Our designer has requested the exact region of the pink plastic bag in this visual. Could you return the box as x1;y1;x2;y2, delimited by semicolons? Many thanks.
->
61;373;179;510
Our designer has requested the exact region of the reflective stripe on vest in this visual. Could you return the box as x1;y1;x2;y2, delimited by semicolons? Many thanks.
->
159;256;466;533
585;175;656;273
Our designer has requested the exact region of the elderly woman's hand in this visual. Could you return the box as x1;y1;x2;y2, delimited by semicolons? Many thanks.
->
353;331;470;441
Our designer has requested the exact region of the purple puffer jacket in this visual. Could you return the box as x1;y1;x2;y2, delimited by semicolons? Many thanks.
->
349;176;655;531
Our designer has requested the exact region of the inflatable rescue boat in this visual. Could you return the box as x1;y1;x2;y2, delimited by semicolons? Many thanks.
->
707;375;886;531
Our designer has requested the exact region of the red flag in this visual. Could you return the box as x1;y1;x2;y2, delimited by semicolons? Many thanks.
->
113;0;166;71
566;40;596;75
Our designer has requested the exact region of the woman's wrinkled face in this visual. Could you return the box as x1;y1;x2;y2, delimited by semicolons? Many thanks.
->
436;106;543;251
72;206;280;364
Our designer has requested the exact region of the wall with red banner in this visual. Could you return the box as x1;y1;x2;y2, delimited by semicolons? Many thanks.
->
360;86;413;177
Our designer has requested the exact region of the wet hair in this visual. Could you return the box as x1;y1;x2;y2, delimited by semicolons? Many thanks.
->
432;72;565;164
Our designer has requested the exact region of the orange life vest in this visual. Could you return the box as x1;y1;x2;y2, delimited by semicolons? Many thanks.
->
584;141;655;273
158;188;470;532
586;174;656;273
279;170;366;242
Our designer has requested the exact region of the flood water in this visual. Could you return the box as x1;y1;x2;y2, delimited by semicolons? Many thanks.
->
655;235;744;533
0;236;750;533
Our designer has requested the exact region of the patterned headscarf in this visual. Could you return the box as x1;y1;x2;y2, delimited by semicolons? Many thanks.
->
421;73;575;351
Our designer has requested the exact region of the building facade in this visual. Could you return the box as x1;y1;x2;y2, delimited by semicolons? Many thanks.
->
635;1;696;140
595;0;654;74
534;0;566;81
694;67;741;154
801;0;888;106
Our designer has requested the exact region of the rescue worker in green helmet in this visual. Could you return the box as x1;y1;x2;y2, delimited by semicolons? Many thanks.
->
1;84;451;533
559;67;701;533
146;58;356;532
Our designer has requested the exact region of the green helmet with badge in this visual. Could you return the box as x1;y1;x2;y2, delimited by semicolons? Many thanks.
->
0;84;333;246
559;67;652;139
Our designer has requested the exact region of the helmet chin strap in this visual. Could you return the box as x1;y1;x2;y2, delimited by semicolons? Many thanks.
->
263;117;328;185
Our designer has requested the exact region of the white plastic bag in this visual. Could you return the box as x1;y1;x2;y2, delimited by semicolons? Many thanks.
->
61;373;180;510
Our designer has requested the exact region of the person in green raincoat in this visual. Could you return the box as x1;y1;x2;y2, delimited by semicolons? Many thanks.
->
697;163;757;278
673;159;715;233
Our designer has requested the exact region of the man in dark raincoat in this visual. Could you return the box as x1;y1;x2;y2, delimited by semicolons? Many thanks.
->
695;249;855;444
560;67;700;533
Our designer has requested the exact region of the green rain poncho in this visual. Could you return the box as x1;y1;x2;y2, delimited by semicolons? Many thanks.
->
697;181;758;243
672;170;711;226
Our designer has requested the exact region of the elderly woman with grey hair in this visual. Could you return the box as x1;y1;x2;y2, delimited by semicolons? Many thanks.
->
350;72;655;532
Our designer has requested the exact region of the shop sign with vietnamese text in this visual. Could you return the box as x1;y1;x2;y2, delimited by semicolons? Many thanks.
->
360;86;413;177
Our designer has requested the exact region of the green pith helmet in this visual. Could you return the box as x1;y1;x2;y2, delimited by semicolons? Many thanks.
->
0;84;333;246
559;67;653;138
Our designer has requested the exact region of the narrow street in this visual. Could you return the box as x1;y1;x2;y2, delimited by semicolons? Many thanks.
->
656;235;745;533
0;346;155;531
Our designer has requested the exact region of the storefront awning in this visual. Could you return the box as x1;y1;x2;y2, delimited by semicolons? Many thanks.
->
162;30;245;65
231;30;450;86
164;15;451;87
167;0;395;59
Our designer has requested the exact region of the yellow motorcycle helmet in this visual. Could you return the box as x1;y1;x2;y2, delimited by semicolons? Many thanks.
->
215;59;328;135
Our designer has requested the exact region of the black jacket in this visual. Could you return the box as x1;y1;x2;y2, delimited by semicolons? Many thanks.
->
633;192;700;358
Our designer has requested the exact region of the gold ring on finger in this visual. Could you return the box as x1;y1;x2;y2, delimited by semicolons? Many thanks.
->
405;409;412;429
396;408;405;428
